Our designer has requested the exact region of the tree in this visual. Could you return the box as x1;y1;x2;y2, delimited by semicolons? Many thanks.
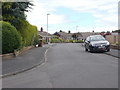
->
1;2;34;29
1;1;39;48
112;30;120;33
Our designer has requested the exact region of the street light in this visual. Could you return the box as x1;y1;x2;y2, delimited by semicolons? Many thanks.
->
76;25;79;42
47;13;50;44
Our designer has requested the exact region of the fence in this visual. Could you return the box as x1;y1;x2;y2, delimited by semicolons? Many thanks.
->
105;34;119;44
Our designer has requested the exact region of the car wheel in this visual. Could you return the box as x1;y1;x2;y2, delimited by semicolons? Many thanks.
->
107;48;110;52
90;50;93;53
89;48;94;53
85;48;88;51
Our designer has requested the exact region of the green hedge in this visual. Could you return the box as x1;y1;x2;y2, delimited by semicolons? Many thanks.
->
50;38;84;43
76;40;84;43
0;23;2;54
50;38;64;43
1;21;22;54
17;20;39;46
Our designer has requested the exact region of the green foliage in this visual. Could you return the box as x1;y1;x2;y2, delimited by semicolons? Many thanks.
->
76;40;84;43
1;21;22;54
1;1;39;54
17;20;38;46
42;40;46;44
112;30;120;33
1;2;34;29
50;38;64;43
68;40;74;43
0;23;2;54
50;38;84;43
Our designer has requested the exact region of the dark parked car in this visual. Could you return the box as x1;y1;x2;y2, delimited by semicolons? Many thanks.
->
84;35;110;52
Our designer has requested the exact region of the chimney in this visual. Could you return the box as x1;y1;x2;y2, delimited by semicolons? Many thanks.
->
68;30;71;34
41;27;43;32
60;30;62;32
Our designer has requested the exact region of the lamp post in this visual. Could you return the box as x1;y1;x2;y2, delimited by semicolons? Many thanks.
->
47;13;50;44
76;25;79;42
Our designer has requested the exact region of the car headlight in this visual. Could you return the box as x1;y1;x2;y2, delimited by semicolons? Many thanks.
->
107;42;110;45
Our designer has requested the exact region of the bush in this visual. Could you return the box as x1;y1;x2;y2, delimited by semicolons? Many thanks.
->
50;38;64;43
76;40;84;43
0;24;2;54
17;20;39;46
50;38;59;43
68;40;74;43
1;21;22;54
42;40;47;44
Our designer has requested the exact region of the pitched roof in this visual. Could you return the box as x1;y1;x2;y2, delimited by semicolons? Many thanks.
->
54;32;73;37
38;31;52;37
81;32;100;39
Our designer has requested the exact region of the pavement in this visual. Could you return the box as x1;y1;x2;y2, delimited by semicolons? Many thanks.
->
2;44;53;78
105;49;120;58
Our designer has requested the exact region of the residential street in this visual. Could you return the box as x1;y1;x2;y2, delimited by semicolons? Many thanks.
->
2;43;118;88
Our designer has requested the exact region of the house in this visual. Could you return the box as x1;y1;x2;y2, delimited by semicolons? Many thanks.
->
53;31;73;40
38;30;53;43
80;32;100;40
54;31;102;41
72;32;83;40
53;31;83;41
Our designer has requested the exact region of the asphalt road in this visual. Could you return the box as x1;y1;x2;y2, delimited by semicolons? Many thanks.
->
2;43;118;88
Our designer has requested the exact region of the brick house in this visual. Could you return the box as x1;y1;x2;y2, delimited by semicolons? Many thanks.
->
80;32;100;40
38;30;53;43
53;31;83;41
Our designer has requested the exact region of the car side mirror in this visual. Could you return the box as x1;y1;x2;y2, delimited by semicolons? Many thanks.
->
88;41;90;43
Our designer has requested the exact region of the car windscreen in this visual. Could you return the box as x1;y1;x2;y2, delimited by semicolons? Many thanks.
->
90;36;105;41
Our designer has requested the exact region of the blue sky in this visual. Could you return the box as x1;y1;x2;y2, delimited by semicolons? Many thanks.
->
26;0;119;34
49;7;95;32
55;7;95;26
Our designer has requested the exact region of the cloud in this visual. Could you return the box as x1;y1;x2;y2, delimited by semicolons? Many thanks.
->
26;0;67;30
72;0;118;25
26;0;119;33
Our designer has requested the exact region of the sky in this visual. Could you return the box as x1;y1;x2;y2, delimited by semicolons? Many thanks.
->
26;0;119;34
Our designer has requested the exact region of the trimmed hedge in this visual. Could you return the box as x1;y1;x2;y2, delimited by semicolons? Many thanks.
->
76;40;84;43
17;20;39;46
1;21;22;54
50;38;64;43
0;23;2;54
